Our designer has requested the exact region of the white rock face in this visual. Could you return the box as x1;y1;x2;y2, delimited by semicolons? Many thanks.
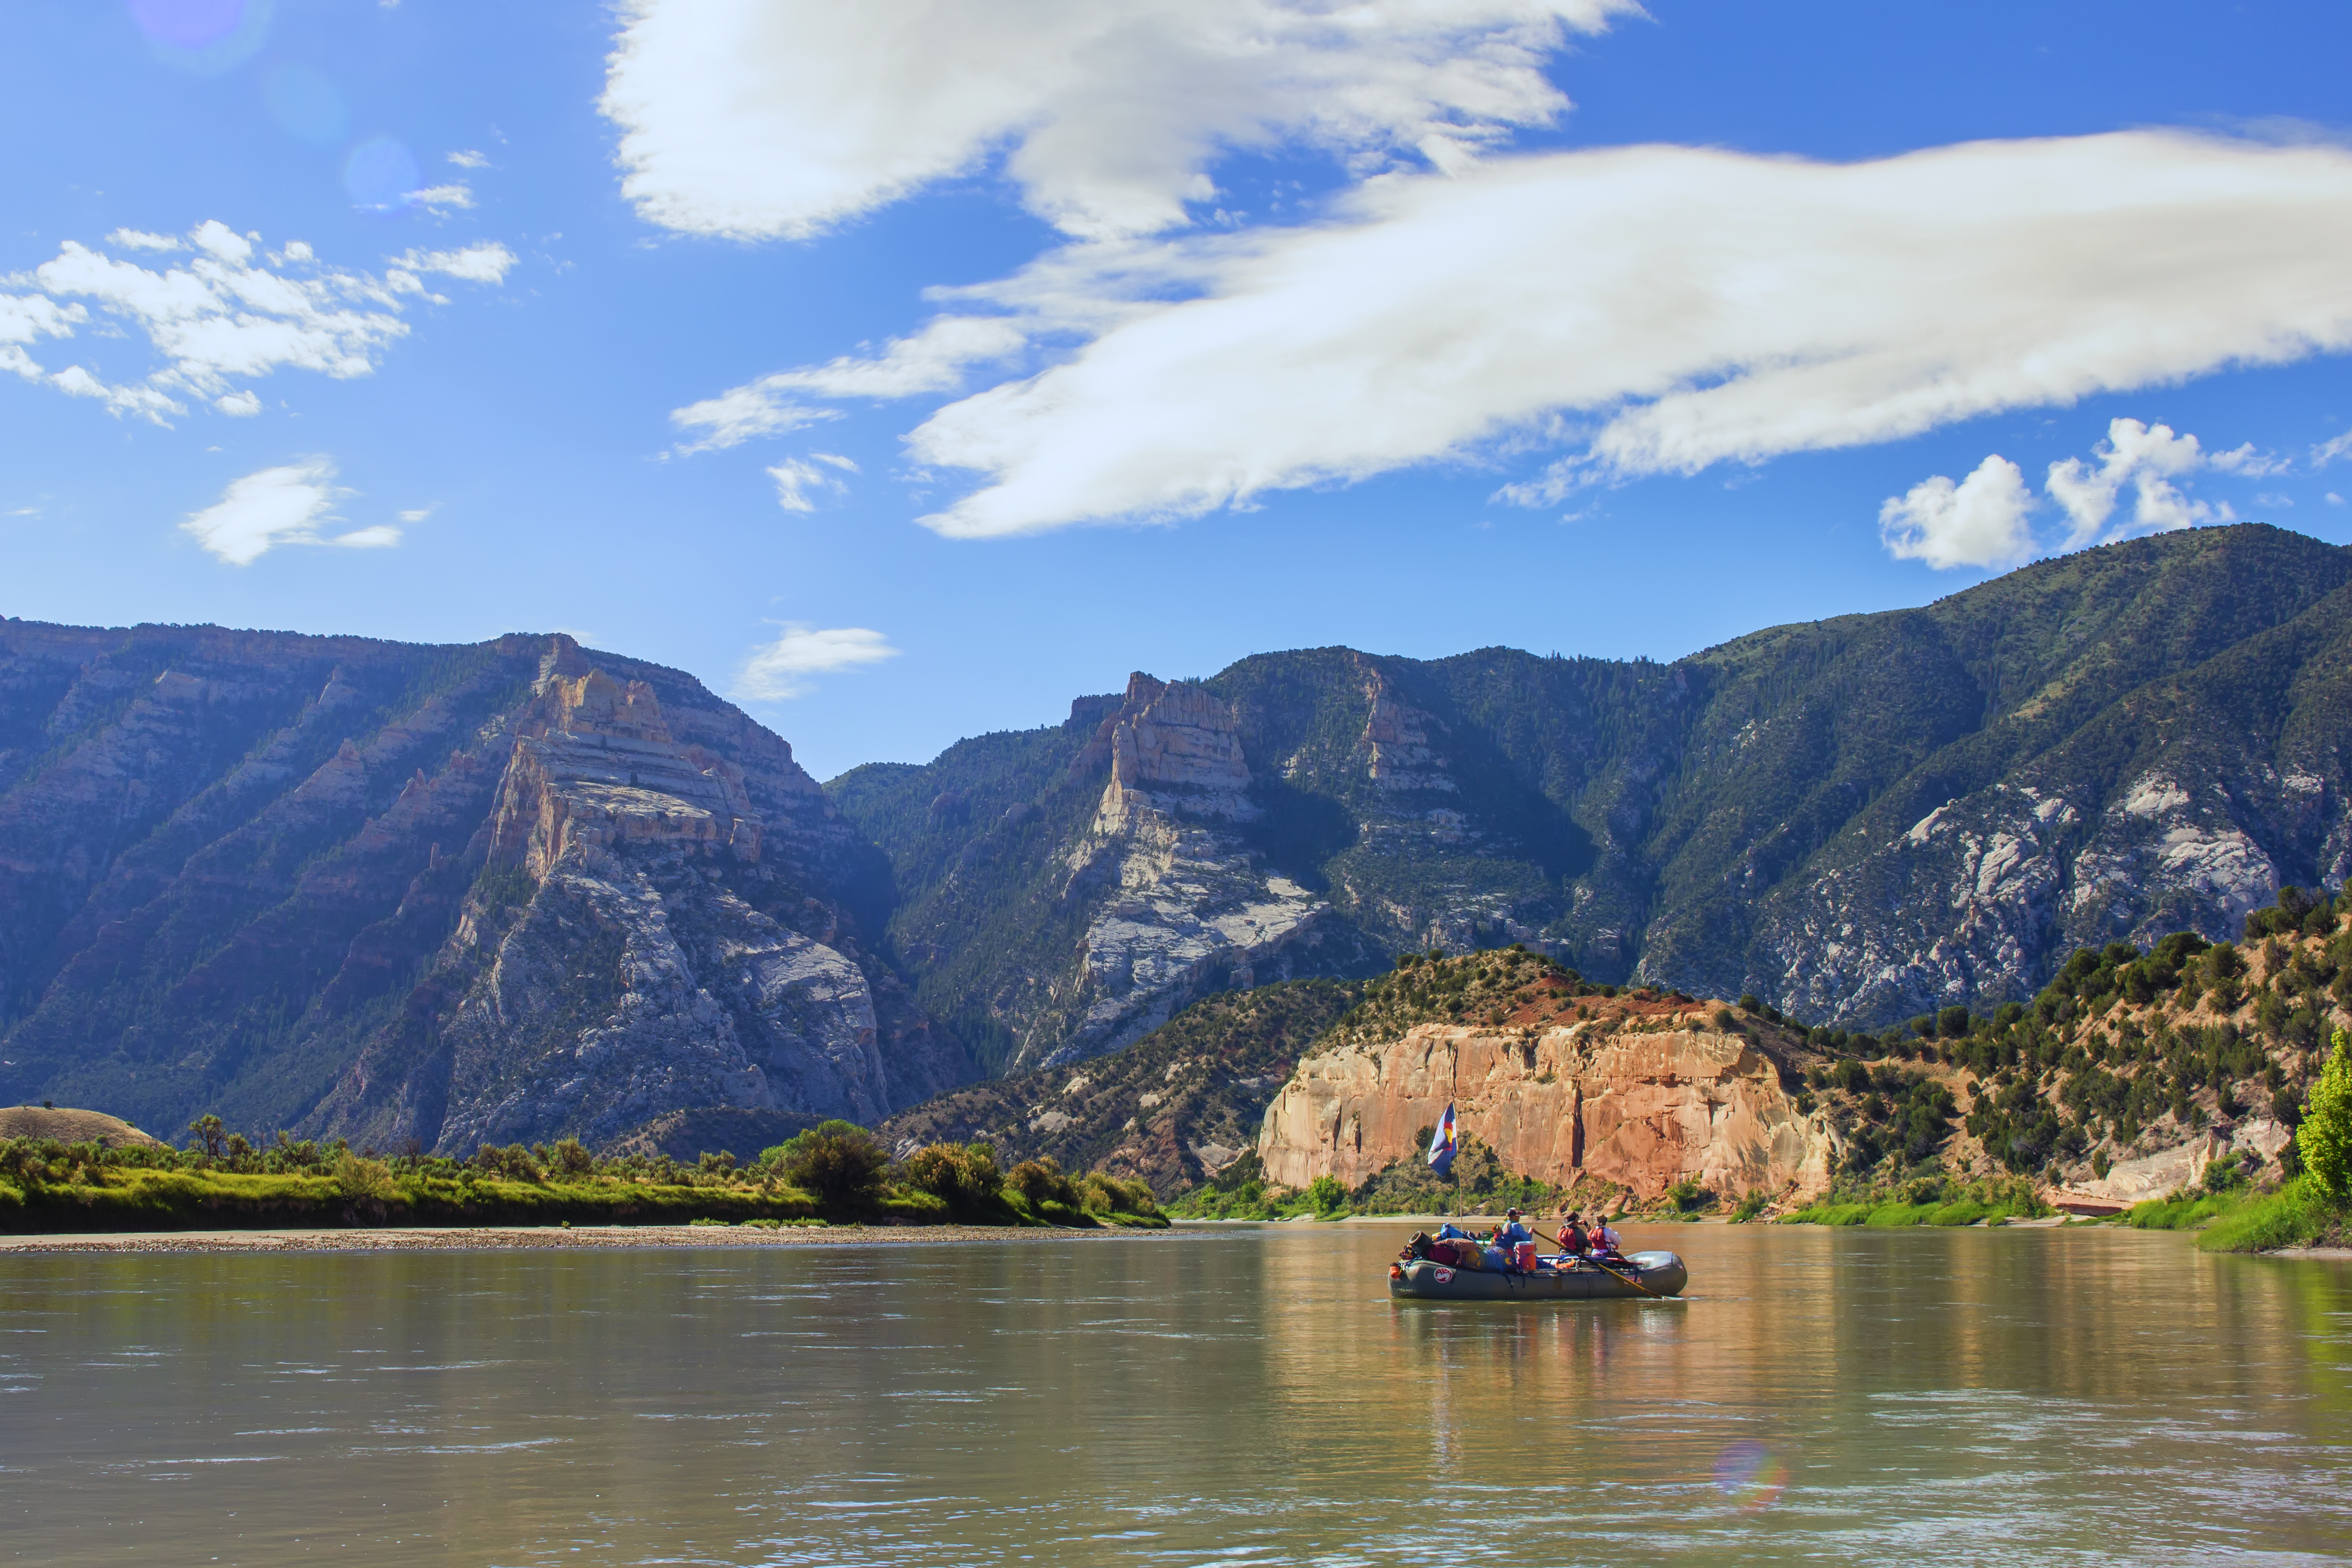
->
1036;674;1331;1068
1756;783;2075;1024
427;657;938;1151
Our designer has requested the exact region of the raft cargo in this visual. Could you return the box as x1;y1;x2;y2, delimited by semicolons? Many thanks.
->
1389;1250;1689;1301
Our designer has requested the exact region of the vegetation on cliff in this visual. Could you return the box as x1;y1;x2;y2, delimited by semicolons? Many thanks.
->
0;1114;1162;1233
877;978;1360;1195
835;525;2352;1069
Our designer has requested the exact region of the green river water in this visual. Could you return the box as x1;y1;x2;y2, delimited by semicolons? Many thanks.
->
3;1222;2349;1565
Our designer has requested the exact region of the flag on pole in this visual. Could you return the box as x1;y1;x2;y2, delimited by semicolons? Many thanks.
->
1426;1103;1458;1177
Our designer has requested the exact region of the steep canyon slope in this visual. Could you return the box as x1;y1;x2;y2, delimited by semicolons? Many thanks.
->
0;624;972;1149
833;525;2352;1068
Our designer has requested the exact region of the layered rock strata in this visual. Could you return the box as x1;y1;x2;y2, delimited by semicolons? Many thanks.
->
0;620;970;1149
1257;1018;1839;1201
1044;674;1330;1068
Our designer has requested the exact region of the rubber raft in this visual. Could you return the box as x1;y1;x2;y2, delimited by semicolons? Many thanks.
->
1389;1250;1689;1301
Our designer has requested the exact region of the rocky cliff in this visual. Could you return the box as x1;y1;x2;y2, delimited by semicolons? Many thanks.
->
833;525;2352;1063
0;622;972;1149
1253;951;1839;1202
876;977;1357;1195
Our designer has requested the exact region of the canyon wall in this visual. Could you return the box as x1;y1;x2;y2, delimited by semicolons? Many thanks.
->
0;621;972;1150
1257;1018;1840;1201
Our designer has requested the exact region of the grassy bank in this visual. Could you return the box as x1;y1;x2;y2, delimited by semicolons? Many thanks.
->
2122;1175;2346;1253
1778;1177;2051;1228
0;1122;1165;1234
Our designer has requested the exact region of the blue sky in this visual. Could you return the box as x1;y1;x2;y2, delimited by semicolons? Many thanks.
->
4;2;2350;779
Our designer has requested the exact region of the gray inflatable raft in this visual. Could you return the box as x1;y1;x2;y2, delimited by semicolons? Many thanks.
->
1389;1250;1688;1301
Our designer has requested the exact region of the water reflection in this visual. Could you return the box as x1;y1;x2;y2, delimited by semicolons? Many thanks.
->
0;1225;2346;1564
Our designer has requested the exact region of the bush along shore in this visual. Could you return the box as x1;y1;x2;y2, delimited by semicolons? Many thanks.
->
0;1117;1164;1235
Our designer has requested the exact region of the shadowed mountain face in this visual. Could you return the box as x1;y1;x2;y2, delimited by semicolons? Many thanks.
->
0;625;973;1149
831;525;2352;1069
5;524;2347;1145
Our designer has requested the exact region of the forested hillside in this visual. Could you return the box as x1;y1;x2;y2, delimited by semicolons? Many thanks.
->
833;524;2352;1069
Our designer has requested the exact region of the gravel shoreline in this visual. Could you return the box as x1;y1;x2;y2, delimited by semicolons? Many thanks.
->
0;1223;1174;1255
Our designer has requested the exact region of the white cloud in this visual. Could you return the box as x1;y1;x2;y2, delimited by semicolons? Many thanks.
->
756;130;2352;538
328;524;402;550
1880;455;2036;570
0;223;512;422
105;228;183;252
2330;492;2346;507
448;149;490;169
389;242;517;283
0;294;84;352
766;457;854;512
602;0;1637;242
408;183;476;212
674;315;1025;452
179;459;403;564
2208;442;2289;476
2313;431;2352;468
2046;418;2231;546
735;623;898;700
397;505;437;522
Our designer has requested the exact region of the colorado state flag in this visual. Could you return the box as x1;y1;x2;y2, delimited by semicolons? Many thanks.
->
1426;1103;1458;1177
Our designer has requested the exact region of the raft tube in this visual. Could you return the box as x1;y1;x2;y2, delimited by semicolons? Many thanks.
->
1389;1250;1688;1301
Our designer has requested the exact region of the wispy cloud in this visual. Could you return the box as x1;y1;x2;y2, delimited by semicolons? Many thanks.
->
603;0;1639;242
735;623;897;700
180;458;403;564
766;454;858;512
663;129;2352;539
408;183;476;212
2;221;514;424
447;149;490;169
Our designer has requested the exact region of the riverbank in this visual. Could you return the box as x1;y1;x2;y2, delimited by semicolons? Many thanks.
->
0;1221;1180;1254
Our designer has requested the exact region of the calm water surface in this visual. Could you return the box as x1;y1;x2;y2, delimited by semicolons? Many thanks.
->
3;1223;2350;1565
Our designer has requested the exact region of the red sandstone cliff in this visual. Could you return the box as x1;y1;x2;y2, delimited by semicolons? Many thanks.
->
1257;1011;1840;1202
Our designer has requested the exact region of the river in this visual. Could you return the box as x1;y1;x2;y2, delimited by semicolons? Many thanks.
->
3;1222;2348;1565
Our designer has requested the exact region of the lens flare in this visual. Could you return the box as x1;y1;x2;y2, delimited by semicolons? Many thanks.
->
344;138;421;212
128;0;270;72
1712;1441;1788;1513
265;64;347;146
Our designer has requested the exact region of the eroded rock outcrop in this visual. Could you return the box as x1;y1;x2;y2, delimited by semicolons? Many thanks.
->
1039;674;1333;1068
1258;1018;1839;1201
0;620;972;1150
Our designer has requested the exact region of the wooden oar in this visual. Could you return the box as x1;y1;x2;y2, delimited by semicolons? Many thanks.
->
1546;1223;1674;1299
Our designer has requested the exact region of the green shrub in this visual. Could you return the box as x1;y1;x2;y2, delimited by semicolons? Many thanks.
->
1302;1174;1348;1216
898;1141;1004;1216
1665;1178;1714;1213
332;1151;398;1202
1730;1190;1769;1223
2297;1029;2352;1201
768;1121;890;1214
1007;1155;1082;1208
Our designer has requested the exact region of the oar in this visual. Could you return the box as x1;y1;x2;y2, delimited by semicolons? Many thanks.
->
1589;1253;1665;1299
1561;1222;1674;1298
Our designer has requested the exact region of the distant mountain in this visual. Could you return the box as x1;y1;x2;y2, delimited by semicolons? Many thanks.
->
831;524;2352;1071
0;625;972;1150
7;523;2345;1152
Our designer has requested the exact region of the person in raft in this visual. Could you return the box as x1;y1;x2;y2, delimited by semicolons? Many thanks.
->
1555;1209;1590;1263
1589;1214;1626;1261
1493;1207;1539;1271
